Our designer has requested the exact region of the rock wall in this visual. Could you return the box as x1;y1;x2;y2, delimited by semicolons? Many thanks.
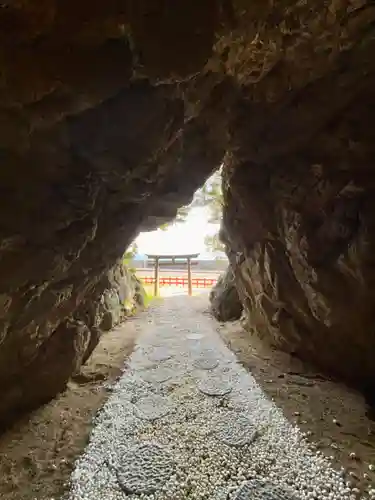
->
209;266;243;322
0;262;144;428
1;1;375;425
99;263;145;332
221;153;375;398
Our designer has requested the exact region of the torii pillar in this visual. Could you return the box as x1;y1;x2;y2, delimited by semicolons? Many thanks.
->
187;256;193;296
154;256;160;297
146;253;199;296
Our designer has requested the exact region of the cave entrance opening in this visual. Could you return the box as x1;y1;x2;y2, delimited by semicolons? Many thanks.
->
188;169;224;257
146;253;199;296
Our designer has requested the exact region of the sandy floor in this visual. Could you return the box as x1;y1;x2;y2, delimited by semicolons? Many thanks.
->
0;316;142;500
216;315;375;495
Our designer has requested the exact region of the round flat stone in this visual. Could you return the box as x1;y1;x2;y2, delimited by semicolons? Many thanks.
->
140;367;175;384
134;394;172;421
234;480;297;500
215;414;258;447
193;349;219;370
197;377;232;396
147;347;172;362
193;357;219;370
116;443;175;494
132;359;158;371
186;333;204;340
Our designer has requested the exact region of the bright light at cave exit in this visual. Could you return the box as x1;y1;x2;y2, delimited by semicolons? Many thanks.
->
136;206;219;257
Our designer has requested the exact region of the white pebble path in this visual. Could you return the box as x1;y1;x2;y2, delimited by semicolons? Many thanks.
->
67;296;361;500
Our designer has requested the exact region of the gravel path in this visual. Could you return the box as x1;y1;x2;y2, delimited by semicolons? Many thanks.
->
67;297;359;500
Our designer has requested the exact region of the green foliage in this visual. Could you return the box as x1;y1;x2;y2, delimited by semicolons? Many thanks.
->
191;170;223;224
142;284;161;304
175;205;190;222
160;205;190;230
159;222;169;231
204;233;225;253
160;170;223;231
197;171;224;252
156;169;225;254
123;242;138;265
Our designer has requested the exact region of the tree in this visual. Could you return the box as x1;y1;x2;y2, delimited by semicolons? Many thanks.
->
204;233;225;253
157;169;225;253
123;241;138;264
191;170;223;224
196;170;225;254
159;205;190;230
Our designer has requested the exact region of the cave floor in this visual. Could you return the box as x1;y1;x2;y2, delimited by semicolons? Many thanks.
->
0;295;374;500
65;295;374;500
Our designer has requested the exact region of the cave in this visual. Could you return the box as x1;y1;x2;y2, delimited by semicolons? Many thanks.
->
1;0;375;429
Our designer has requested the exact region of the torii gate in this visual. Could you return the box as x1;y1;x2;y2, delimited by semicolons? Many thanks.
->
146;253;199;297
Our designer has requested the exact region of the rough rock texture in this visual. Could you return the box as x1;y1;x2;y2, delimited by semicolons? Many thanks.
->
0;261;144;426
209;266;243;322
223;158;375;399
99;262;145;332
80;261;145;365
1;0;375;425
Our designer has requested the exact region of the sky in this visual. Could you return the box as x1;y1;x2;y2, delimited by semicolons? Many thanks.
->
136;207;220;257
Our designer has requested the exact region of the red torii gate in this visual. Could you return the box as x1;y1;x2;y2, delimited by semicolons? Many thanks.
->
146;253;199;297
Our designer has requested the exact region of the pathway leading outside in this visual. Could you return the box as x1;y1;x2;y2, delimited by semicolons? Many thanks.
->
67;296;356;500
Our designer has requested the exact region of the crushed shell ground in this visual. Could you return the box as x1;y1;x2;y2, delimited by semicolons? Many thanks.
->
66;296;367;500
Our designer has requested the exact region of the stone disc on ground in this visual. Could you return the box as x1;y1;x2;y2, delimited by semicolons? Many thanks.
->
139;366;175;384
233;479;298;500
132;359;158;371
133;394;173;421
193;349;220;370
215;413;258;447
115;443;175;494
197;377;233;396
186;333;204;340
211;365;240;383
193;356;219;370
147;347;172;362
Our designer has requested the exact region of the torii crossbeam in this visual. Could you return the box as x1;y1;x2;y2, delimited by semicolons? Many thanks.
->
146;253;199;296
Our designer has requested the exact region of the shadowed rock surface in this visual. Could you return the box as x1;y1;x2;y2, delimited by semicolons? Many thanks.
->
98;262;145;332
209;266;243;322
80;261;145;365
1;0;375;426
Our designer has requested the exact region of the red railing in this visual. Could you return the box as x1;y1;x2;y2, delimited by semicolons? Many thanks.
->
141;276;217;288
